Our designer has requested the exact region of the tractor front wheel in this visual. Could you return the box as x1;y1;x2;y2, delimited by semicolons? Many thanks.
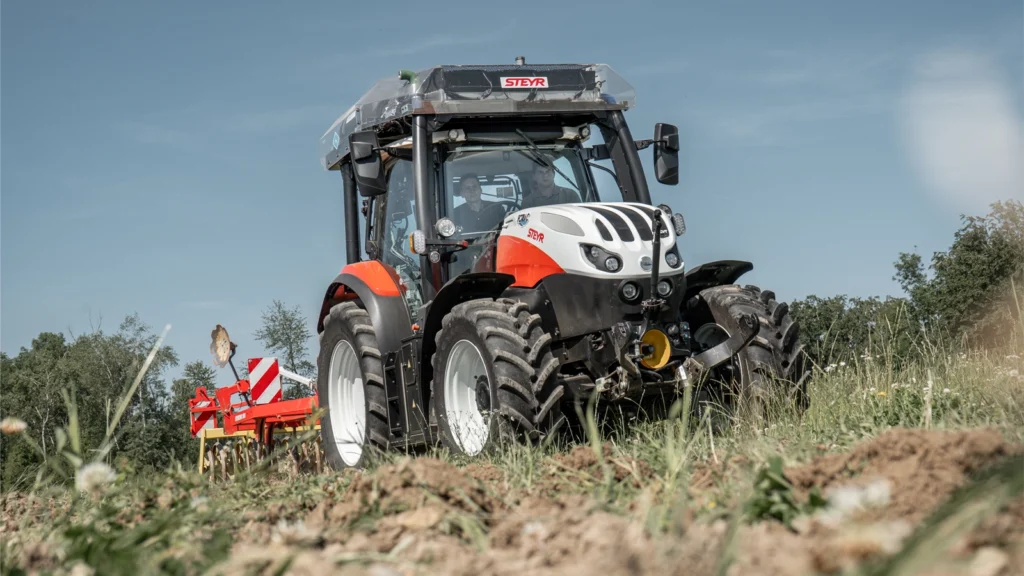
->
316;302;390;470
687;284;810;427
431;298;561;457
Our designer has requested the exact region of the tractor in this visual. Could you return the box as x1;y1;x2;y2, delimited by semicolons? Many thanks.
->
314;57;809;469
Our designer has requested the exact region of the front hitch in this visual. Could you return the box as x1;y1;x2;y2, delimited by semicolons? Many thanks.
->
679;309;760;384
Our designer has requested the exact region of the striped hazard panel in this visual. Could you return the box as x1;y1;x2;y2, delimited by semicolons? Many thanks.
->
248;357;282;405
190;400;216;437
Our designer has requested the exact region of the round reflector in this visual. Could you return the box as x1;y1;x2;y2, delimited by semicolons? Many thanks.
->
639;329;671;370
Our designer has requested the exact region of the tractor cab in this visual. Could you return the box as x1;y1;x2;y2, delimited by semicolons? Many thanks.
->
318;59;681;323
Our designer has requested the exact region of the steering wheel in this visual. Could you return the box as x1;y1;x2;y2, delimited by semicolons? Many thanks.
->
481;200;518;220
454;200;520;239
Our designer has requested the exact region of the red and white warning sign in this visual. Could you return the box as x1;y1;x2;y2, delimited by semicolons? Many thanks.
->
190;400;215;437
501;76;548;89
248;357;282;405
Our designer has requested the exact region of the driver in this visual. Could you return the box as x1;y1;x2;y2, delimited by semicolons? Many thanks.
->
521;157;581;209
452;173;498;232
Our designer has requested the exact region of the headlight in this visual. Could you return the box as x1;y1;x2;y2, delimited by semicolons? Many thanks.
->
656;279;672;297
621;282;640;301
435;217;456;238
581;244;623;273
665;252;680;267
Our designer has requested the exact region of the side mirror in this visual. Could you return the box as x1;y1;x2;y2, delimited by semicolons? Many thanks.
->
653;123;679;185
349;131;387;197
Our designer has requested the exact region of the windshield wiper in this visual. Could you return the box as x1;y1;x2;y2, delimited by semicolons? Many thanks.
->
514;129;581;194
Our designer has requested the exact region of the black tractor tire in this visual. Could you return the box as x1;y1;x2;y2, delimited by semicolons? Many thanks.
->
431;298;562;457
316;302;390;470
687;284;810;426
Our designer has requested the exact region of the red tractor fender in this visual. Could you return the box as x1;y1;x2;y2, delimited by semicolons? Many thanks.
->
316;261;414;356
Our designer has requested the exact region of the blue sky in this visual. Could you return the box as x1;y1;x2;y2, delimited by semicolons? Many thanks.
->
3;0;1022;387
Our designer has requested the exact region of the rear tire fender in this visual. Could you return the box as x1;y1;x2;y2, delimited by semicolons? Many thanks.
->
316;270;413;356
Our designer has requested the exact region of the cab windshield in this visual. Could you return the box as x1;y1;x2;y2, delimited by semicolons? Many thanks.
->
442;144;598;240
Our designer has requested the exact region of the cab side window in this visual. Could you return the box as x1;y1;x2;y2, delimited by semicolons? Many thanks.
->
378;159;424;319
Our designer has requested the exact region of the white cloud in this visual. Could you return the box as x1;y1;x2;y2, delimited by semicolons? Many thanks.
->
898;46;1024;214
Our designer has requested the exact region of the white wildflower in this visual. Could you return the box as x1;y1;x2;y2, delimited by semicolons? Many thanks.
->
943;388;951;394
0;417;27;435
839;361;846;367
75;462;117;495
862;479;891;507
827;485;865;516
271;519;322;547
69;562;95;576
822;478;892;524
1010;369;1020;378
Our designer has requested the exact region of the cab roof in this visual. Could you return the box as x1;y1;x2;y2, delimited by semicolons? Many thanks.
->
319;62;635;170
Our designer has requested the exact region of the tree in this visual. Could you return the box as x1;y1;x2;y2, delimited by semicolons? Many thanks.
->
1;314;181;486
0;333;72;488
789;294;916;368
253;300;316;399
168;360;218;464
895;200;1024;347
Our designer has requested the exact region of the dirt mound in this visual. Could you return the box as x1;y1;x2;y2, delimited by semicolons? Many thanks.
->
298;457;502;553
690;455;753;491
785;427;1020;524
463;463;504;485
549;444;653;488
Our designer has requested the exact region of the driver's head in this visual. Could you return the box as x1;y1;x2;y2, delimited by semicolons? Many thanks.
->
459;173;482;203
531;160;555;193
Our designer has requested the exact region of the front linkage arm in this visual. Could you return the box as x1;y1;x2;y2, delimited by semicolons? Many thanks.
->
677;309;760;386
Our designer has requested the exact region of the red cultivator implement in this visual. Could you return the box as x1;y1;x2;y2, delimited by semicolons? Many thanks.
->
188;325;321;473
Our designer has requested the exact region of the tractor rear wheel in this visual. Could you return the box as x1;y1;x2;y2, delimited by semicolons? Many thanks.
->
316;302;390;469
687;284;810;427
431;298;561;456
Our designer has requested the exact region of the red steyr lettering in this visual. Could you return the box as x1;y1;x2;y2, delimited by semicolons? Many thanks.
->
501;77;548;89
527;228;545;243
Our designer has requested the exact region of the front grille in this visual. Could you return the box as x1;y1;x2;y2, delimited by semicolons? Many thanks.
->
606;205;653;241
585;206;635;242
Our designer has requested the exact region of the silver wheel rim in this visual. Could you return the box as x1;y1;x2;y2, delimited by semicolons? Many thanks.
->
444;339;489;455
328;340;365;466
